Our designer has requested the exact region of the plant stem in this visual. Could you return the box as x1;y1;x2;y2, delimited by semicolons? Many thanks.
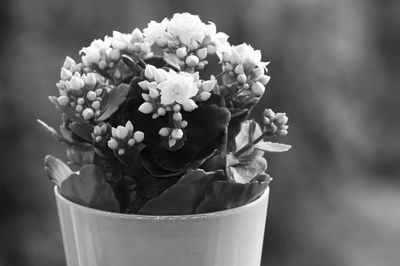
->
234;132;266;157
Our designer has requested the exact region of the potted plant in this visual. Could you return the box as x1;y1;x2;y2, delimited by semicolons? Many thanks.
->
39;12;291;266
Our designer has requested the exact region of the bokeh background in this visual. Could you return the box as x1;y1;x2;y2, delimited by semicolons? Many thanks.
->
1;0;399;265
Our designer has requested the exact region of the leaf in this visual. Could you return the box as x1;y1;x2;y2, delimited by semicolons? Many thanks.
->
254;141;292;152
138;169;226;215
66;149;94;167
96;83;130;122
37;119;62;142
60;164;120;212
44;155;74;187
234;120;263;152
69;122;94;142
227;150;267;183
195;174;271;214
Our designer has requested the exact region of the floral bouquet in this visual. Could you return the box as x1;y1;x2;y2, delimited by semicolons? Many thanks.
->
39;12;290;215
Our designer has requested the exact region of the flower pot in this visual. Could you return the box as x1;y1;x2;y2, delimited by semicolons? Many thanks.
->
54;186;269;266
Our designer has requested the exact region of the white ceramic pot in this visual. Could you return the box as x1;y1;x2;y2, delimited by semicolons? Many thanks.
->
55;186;269;266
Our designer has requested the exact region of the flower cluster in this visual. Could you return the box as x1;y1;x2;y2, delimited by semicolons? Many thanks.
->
107;121;144;155
41;13;290;216
143;13;228;71
80;29;152;83
263;109;289;136
55;57;106;121
220;43;271;98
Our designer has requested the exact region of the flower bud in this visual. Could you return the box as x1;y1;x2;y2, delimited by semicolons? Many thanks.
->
98;60;108;70
264;109;275;119
185;55;199;67
57;95;70;106
83;73;97;88
127;139;135;146
141;93;151;101
138;102;153;114
63;56;76;69
172;112;182;121
257;75;271;85
86;91;97;101
69;76;84;91
199;91;211;101
234;65;244;75
131;28;143;43
202;80;216;92
109;49;121;61
75;104;83;113
149;88;159;99
77;98;85;105
169;138;177;148
188;41;199;50
95;88;103;96
171;128;183;140
138;81;149;90
60;68;73;80
176;47;187;58
251;81;265;96
275;113;288;125
159;127;170;137
118;148;125;155
116;126;129;140
157;107;166;116
133;131;144;143
197;48;207;60
144;65;156;80
154;69;168;83
125;121;134;132
82;108;94;120
180;120;188;128
173;104;181;112
108;138;119;150
237;73;247;84
182;99;198;112
93;125;102;136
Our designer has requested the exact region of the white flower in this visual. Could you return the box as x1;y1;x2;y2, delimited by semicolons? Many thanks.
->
157;70;199;110
167;13;208;46
229;43;269;71
143;18;169;44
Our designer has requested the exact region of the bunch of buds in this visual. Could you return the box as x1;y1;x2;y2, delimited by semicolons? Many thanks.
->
54;57;105;121
92;123;109;143
263;109;289;136
80;29;152;83
107;121;145;155
221;44;270;97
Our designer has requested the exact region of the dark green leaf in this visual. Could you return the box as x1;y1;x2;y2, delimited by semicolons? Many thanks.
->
195;174;271;214
44;155;74;187
96;83;130;122
69;122;94;142
60;164;120;212
138;169;226;215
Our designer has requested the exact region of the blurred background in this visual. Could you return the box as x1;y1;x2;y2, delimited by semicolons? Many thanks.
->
0;0;399;265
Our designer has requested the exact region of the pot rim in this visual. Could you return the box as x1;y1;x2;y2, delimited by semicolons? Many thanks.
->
54;185;269;220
